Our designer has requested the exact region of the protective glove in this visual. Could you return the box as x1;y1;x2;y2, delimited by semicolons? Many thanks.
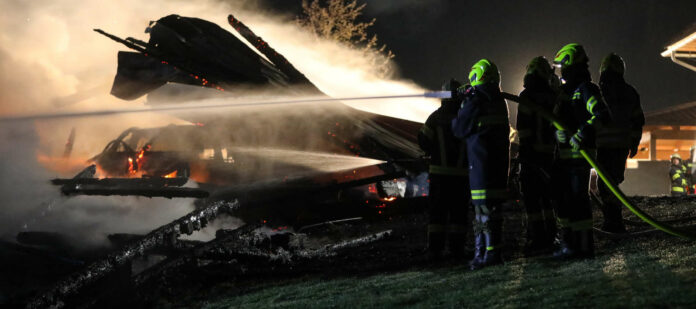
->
569;131;584;151
555;130;567;144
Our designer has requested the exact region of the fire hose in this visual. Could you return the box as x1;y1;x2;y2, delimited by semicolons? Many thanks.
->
500;92;696;240
3;88;693;239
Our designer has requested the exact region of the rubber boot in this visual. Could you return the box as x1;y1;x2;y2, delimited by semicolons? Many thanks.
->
552;227;576;260
523;220;550;257
468;232;485;270
601;204;626;234
575;229;595;259
471;218;503;270
426;225;446;260
481;219;504;267
543;211;558;248
447;229;467;258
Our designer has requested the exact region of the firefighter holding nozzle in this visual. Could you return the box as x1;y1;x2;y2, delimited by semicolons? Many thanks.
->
418;79;471;258
452;59;510;270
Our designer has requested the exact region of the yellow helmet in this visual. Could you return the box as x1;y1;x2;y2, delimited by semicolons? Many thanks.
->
468;59;500;86
553;43;588;69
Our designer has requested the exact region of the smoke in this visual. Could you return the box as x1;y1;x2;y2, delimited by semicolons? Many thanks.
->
0;0;433;245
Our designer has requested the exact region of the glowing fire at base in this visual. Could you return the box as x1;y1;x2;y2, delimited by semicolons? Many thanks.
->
163;170;178;178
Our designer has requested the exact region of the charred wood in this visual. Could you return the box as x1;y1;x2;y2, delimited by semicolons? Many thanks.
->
26;200;239;309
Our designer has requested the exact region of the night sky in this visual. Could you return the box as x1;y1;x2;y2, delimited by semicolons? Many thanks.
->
257;0;696;112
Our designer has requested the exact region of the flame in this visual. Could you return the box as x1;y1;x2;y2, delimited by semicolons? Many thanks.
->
125;144;151;176
382;196;397;202
127;157;136;175
163;170;178;178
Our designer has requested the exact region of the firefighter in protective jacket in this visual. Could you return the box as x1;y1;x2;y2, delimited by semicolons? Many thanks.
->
552;43;610;259
670;153;689;196
595;53;645;233
418;79;471;257
452;59;510;270
517;56;558;255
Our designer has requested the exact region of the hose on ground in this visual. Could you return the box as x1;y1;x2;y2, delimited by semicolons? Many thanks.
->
502;92;696;240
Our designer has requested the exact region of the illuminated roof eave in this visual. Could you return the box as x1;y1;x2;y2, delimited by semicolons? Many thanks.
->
661;31;696;57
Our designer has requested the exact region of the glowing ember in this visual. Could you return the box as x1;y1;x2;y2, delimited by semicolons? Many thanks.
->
127;144;151;176
382;196;397;202
163;170;178;178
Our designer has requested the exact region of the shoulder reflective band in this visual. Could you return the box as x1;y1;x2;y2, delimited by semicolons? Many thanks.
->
586;96;598;114
672;186;685;192
476;114;509;127
471;189;508;200
429;165;468;176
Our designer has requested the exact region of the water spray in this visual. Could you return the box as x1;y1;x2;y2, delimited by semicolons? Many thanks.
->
0;91;452;122
4;87;687;239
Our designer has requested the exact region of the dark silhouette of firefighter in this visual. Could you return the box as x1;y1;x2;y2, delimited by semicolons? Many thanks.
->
595;53;645;233
452;59;510;269
516;57;558;255
418;79;471;258
670;153;689;196
552;43;610;259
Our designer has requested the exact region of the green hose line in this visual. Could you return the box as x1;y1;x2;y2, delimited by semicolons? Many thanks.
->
502;92;695;240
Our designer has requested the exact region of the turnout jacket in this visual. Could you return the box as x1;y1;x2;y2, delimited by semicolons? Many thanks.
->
418;99;468;176
555;79;610;160
452;83;510;204
517;76;557;162
671;162;690;194
597;73;645;149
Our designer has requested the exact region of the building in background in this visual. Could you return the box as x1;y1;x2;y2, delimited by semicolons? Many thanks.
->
621;28;696;195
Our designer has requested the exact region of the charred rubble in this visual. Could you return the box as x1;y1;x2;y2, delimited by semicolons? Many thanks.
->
7;11;696;309
1;12;434;308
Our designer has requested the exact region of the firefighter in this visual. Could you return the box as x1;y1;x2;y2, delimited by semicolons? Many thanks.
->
552;43;610;259
452;59;510;269
670;153;688;196
516;56;558;255
686;146;696;194
595;53;645;233
418;79;471;258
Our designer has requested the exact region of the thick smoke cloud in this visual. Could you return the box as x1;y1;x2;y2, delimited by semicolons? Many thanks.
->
0;0;434;244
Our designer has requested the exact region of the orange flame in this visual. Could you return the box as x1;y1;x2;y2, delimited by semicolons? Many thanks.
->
163;170;178;178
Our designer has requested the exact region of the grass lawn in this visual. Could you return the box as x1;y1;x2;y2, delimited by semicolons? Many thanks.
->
200;234;696;308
